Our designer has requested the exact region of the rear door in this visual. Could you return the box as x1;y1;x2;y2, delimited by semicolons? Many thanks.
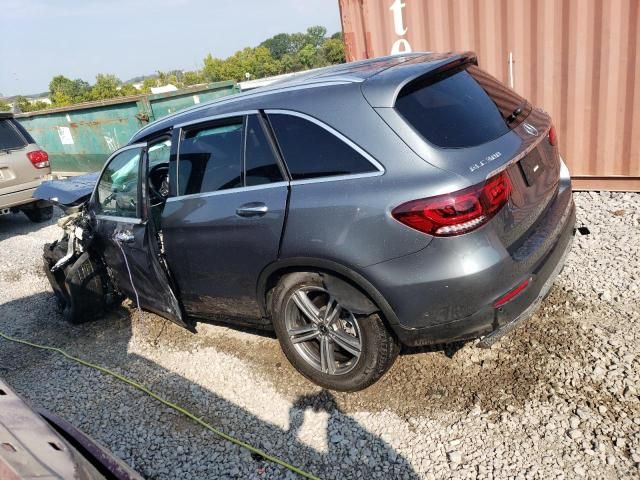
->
91;143;186;327
160;113;289;320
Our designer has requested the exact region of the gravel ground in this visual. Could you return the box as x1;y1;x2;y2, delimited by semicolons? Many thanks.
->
0;191;639;479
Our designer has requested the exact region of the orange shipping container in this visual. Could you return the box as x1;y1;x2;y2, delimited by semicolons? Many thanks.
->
339;0;640;191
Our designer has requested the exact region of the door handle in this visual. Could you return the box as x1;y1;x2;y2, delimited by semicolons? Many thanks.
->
114;231;135;244
236;202;268;217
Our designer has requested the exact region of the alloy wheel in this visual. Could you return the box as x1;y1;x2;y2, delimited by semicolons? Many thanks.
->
284;286;362;375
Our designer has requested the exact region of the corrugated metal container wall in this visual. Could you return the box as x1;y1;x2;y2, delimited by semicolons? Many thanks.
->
17;81;238;175
339;0;640;191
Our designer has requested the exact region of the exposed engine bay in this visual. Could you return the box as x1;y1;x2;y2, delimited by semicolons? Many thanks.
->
42;208;121;324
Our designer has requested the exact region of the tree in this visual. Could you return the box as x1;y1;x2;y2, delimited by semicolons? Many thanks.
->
305;26;327;48
260;33;293;59
297;44;318;69
89;74;121;100
49;75;90;106
13;96;49;113
119;83;139;96
0;100;10;112
321;38;346;65
202;54;225;82
183;70;205;86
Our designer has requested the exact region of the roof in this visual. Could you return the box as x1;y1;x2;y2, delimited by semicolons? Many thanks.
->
131;52;475;142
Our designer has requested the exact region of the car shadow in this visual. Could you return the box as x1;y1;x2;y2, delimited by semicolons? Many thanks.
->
0;291;418;479
0;207;60;238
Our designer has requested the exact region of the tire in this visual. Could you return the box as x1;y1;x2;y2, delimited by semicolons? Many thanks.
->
271;272;400;392
24;205;53;223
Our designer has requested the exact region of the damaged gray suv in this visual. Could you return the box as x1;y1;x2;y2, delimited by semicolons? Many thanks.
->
37;52;575;391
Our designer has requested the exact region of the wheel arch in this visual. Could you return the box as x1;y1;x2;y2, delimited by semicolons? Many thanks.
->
256;257;401;327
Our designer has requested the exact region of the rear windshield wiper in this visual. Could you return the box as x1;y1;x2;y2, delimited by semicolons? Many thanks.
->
505;103;527;125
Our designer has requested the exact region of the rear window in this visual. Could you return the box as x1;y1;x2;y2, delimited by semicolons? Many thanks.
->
0;119;28;150
268;114;377;181
395;65;529;148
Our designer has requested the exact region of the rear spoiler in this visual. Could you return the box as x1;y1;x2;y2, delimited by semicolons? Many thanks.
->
362;51;478;108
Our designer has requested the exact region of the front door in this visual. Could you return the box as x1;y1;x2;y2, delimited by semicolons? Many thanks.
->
90;143;186;327
160;114;289;320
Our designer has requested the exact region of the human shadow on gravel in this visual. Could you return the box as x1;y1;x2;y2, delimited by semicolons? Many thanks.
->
0;291;419;479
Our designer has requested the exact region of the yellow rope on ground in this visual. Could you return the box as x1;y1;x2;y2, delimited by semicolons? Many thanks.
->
0;330;320;480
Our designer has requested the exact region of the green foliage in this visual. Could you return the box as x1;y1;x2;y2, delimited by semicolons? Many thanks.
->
19;25;345;110
49;75;91;106
183;70;205;86
0;100;10;112
13;96;49;113
89;74;121;100
321;38;346;64
118;83;139;96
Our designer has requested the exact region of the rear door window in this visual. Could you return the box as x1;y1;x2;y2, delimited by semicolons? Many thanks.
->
177;120;243;196
395;64;529;148
268;113;378;181
0;119;28;150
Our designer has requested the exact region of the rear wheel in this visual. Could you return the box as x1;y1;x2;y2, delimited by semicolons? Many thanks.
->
271;272;399;391
24;205;53;223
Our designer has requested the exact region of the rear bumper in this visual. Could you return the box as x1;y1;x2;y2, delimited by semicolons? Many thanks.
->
365;162;575;347
0;186;38;209
0;176;53;210
393;200;574;346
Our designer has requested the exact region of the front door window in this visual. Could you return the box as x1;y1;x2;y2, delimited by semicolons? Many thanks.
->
95;147;143;218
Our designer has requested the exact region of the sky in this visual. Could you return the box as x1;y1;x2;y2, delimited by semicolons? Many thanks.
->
0;0;342;97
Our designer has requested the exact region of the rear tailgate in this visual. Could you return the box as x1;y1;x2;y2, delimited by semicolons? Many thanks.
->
368;54;561;246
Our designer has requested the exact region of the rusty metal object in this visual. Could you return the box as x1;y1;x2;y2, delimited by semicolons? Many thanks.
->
0;377;142;479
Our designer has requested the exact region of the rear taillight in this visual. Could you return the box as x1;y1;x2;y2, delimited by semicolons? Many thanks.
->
548;125;557;146
392;171;512;236
27;150;49;169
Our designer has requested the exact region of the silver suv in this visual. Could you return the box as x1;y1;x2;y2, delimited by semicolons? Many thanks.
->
0;112;53;222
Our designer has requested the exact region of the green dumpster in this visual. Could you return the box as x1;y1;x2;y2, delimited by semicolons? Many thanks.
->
16;81;239;175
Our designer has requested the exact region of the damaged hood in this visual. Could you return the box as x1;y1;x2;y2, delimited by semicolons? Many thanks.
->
35;172;99;207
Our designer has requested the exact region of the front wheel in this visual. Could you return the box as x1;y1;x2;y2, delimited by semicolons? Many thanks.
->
271;272;399;391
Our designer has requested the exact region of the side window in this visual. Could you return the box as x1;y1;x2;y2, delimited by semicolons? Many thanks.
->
95;147;142;218
268;114;377;181
177;120;243;196
245;115;283;186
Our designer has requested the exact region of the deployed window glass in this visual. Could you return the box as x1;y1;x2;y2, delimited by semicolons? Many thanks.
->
0;119;28;150
395;64;529;148
268;114;377;181
95;147;142;218
245;115;283;186
177;120;243;196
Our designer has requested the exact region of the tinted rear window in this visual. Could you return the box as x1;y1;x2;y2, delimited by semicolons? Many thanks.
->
268;114;377;180
395;65;529;148
0;119;28;150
